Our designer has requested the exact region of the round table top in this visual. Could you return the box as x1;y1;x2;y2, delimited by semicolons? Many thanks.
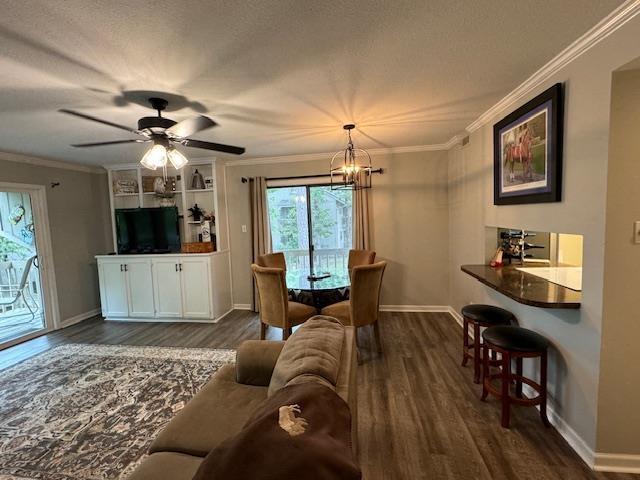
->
286;270;350;291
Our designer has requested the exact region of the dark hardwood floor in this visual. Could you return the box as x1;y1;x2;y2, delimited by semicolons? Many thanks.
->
0;311;636;479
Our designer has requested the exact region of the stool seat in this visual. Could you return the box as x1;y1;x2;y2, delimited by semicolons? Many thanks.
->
482;325;549;353
461;304;515;325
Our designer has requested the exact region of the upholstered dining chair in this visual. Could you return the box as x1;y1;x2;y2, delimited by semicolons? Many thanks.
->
347;249;376;273
320;261;387;359
251;264;316;340
256;252;287;271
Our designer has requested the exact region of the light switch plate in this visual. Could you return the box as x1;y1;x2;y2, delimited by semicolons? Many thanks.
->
241;225;247;233
635;221;640;244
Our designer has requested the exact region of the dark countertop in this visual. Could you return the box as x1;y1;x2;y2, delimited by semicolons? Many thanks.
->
461;264;581;309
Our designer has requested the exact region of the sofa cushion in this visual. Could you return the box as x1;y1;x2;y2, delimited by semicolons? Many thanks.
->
127;452;202;480
235;340;284;386
150;364;268;457
268;315;345;397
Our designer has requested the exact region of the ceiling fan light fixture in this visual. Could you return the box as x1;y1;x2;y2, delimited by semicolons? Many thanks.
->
140;143;167;170
167;147;188;169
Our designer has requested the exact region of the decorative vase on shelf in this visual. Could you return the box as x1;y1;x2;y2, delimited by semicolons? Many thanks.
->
191;169;205;190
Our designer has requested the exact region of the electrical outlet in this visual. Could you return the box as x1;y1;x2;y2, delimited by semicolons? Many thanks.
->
241;225;247;233
635;221;640;244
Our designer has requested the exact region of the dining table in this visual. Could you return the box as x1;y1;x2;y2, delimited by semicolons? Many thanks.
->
286;270;351;309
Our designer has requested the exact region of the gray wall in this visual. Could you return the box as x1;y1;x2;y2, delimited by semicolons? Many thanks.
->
0;155;111;321
224;150;450;307
447;14;640;452
597;69;640;455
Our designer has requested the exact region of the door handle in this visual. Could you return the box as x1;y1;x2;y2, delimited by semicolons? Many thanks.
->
120;264;123;272
124;264;128;272
179;264;183;271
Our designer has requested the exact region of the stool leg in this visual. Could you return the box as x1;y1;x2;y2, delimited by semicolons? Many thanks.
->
501;351;512;428
481;343;489;401
462;317;469;366
540;350;550;427
473;323;481;384
259;322;267;340
515;357;523;399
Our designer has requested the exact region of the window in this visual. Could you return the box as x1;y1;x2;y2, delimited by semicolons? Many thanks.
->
267;185;353;278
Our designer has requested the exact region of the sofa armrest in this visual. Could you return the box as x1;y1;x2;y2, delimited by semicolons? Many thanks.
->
235;340;285;386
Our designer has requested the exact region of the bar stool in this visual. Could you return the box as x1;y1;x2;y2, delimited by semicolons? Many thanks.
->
481;325;551;428
461;304;516;383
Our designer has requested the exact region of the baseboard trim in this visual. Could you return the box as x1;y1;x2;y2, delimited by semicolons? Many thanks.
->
233;304;252;310
379;305;451;312
60;308;101;328
215;308;234;321
104;317;219;324
594;453;640;473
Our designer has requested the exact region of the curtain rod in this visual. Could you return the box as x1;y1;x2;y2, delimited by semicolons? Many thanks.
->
241;168;383;183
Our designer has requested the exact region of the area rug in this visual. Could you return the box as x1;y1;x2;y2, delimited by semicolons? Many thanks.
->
0;344;235;480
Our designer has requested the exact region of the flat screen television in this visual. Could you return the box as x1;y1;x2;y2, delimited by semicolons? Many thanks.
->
115;207;180;254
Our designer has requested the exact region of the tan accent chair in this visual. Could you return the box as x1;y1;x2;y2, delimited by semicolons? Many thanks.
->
256;252;287;271
251;264;316;340
347;249;376;273
320;261;387;357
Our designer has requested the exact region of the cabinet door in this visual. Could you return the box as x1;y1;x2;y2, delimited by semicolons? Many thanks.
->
180;258;211;319
152;259;183;318
125;259;154;317
99;261;128;317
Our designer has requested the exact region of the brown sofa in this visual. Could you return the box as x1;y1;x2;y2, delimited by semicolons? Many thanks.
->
128;317;358;480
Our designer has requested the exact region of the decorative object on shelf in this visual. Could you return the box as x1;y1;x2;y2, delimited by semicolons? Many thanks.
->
494;83;564;205
330;124;372;190
204;176;214;188
499;230;545;264
60;97;245;182
142;175;176;194
204;213;215;225
191;169;206;190
201;220;212;243
188;203;204;222
490;247;504;267
20;223;35;244
113;178;138;195
158;196;176;207
9;205;25;225
181;241;215;253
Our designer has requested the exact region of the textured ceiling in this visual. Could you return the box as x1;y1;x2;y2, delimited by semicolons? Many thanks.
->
0;0;624;166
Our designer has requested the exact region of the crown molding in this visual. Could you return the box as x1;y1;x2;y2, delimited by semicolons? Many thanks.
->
225;141;454;167
0;151;105;174
464;0;640;134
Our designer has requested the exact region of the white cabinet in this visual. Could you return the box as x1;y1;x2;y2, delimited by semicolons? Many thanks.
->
98;260;129;317
152;259;184;318
125;259;154;317
180;258;211;319
97;252;231;322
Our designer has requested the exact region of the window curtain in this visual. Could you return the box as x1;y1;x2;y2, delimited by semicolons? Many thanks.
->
249;177;272;311
353;188;371;250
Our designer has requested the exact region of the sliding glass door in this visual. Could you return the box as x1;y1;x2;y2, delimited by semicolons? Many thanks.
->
0;188;46;346
267;185;353;278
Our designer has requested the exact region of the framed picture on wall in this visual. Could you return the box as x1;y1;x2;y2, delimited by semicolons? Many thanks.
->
493;83;564;205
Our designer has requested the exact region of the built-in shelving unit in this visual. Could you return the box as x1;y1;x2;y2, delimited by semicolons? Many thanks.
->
106;158;227;251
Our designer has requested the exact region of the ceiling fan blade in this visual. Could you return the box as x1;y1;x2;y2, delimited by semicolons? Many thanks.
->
59;109;142;135
181;138;245;155
166;115;218;138
71;139;151;148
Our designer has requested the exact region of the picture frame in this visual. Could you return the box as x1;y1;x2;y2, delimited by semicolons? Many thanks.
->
493;83;564;205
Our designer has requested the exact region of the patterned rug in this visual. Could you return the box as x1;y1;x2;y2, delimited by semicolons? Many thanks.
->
0;344;235;480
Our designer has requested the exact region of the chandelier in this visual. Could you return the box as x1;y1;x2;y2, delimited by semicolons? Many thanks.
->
330;124;372;190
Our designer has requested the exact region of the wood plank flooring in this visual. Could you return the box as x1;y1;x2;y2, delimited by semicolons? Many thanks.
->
1;311;637;480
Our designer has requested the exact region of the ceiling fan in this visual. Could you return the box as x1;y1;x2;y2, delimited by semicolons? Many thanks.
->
59;97;245;171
